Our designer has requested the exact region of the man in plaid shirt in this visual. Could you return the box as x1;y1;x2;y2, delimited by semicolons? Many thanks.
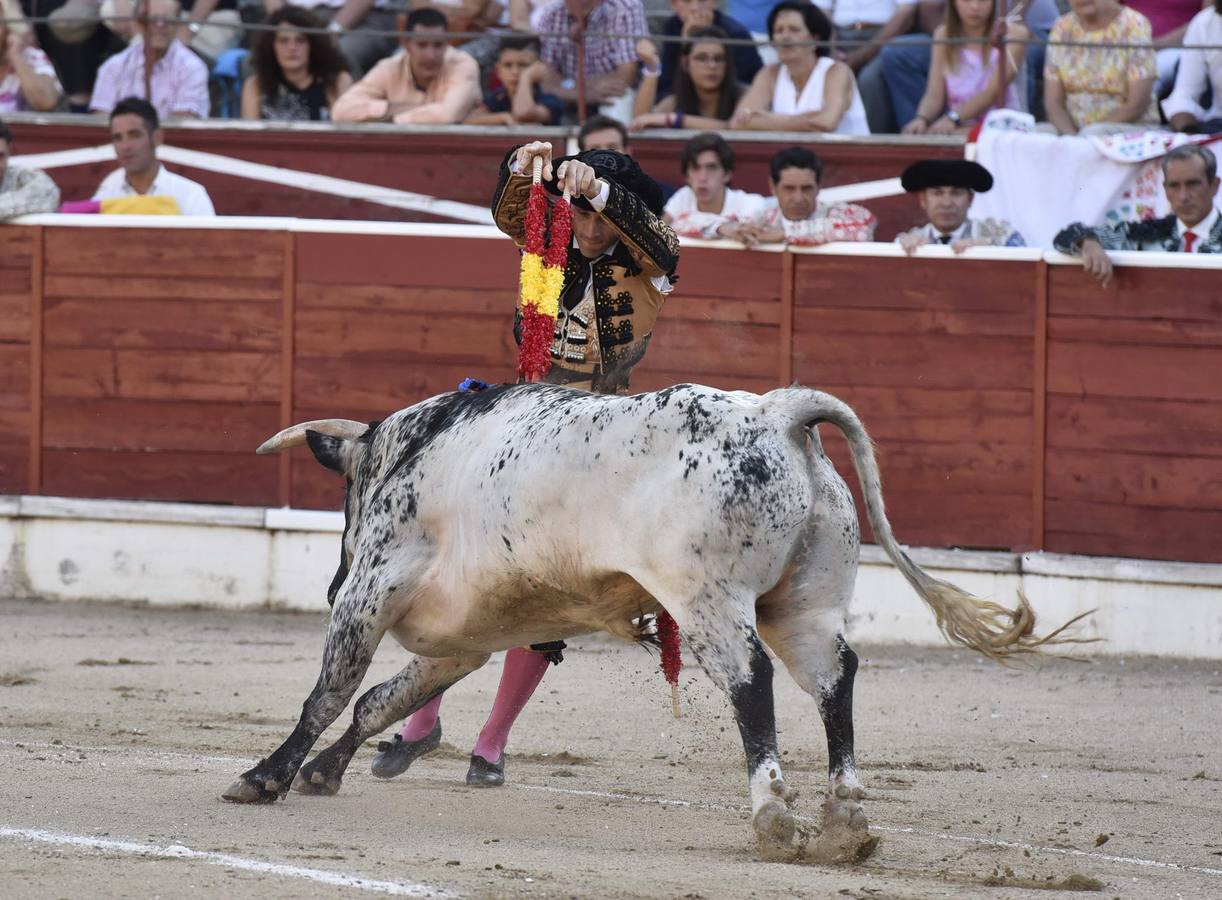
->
721;146;877;248
536;0;646;108
89;0;209;119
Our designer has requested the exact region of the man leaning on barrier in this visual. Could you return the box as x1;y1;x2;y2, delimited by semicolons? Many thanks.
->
1054;144;1221;287
0;119;61;221
895;159;1025;254
718;146;877;249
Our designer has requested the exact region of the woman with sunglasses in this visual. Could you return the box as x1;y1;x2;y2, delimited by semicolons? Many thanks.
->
631;27;745;131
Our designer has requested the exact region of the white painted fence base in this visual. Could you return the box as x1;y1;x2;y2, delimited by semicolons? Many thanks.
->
2;495;1219;659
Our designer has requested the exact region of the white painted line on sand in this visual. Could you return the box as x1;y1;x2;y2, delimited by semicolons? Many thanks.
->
9;738;1221;880
0;827;454;898
510;783;1222;879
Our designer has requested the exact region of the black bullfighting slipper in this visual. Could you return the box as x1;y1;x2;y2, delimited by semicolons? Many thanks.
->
370;720;442;779
465;753;505;787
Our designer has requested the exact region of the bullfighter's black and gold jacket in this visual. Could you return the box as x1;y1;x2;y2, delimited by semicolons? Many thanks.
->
492;151;681;395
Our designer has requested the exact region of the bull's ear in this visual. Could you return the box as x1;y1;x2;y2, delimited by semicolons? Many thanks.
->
305;429;350;474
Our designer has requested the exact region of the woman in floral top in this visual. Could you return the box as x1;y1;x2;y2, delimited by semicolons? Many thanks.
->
1044;0;1159;134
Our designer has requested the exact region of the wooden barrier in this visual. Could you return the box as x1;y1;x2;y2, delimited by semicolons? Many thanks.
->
7;118;959;237
0;227;35;494
791;249;1040;551
3;218;1220;564
1044;261;1222;564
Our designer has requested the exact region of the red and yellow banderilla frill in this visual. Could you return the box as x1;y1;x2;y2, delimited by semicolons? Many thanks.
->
517;156;572;383
514;153;683;716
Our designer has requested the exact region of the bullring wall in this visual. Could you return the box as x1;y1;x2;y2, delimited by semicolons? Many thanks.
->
2;215;1220;566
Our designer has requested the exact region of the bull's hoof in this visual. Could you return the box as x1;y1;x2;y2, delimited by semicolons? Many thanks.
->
370;720;442;779
291;768;342;796
802;825;879;865
753;799;797;857
222;775;282;804
799;793;877;864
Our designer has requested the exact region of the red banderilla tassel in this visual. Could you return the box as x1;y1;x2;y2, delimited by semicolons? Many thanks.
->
657;610;681;718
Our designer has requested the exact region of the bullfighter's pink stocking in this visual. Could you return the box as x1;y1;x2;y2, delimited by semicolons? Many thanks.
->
399;695;444;742
471;647;549;762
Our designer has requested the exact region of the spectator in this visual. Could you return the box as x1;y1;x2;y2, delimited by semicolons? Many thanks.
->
265;0;398;77
0;119;60;220
1043;0;1159;136
465;34;564;124
746;146;877;245
535;0;646;108
662;132;766;241
1164;2;1222;133
731;1;869;134
655;0;762;100
89;0;210;119
902;0;1027;134
1054;144;1220;286
894;159;1024;253
882;0;1060;129
242;7;352;120
92;96;215;214
820;0;927;133
331;8;480;124
172;0;243;65
29;0;125;112
410;0;506;74
507;0;550;30
577;112;628;151
1126;0;1211;98
0;0;62;112
631;26;745;131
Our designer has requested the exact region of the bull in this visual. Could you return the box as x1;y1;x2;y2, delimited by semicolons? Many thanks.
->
223;382;1081;860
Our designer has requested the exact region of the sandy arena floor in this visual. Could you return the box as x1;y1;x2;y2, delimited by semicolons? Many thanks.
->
1;596;1220;899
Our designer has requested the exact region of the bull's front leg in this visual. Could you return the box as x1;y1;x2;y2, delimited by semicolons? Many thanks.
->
293;652;490;796
223;615;382;804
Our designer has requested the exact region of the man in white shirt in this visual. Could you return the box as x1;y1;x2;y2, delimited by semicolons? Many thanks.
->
1054;144;1221;287
92;96;215;216
663;132;766;241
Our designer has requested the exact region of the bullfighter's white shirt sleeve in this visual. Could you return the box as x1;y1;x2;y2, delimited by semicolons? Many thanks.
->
589;179;610;212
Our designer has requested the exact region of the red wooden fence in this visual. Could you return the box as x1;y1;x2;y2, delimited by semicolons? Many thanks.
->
3;221;1219;565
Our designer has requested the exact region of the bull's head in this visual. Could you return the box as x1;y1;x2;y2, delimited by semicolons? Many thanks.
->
257;419;372;606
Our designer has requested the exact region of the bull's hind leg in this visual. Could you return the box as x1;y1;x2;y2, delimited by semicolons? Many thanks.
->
223;609;385;804
294;651;489;796
661;591;798;856
758;608;878;863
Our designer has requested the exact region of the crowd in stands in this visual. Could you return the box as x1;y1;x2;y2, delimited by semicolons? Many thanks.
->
0;0;1217;133
0;0;1219;264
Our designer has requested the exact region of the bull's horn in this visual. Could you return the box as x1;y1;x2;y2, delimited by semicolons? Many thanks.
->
256;419;368;455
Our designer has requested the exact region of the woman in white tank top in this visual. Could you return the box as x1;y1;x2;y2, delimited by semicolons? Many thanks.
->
730;0;870;135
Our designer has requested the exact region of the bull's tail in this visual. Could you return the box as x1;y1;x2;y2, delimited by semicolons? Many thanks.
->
764;387;1092;662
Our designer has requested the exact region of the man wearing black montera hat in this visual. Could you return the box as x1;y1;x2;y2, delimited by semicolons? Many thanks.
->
368;140;680;789
895;159;1025;254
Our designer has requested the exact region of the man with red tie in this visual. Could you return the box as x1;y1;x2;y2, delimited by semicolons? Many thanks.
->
1054;143;1221;287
